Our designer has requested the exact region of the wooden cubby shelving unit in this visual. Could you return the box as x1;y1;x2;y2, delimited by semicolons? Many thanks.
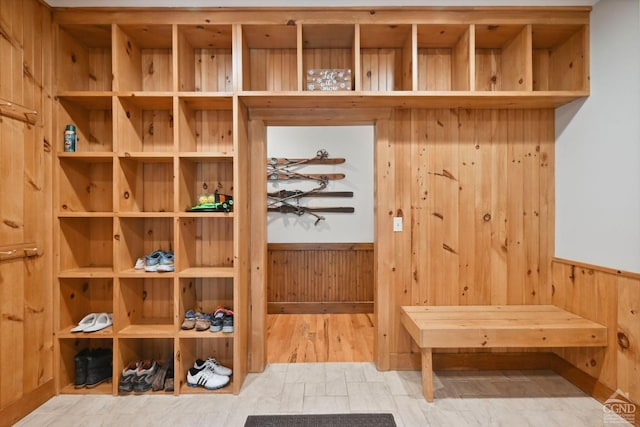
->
52;8;589;396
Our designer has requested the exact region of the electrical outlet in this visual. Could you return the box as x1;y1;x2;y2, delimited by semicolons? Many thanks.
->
393;217;403;232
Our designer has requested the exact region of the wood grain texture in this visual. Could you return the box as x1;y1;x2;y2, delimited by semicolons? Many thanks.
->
0;0;54;421
39;6;599;417
552;258;640;407
266;313;374;363
267;243;374;311
381;107;555;366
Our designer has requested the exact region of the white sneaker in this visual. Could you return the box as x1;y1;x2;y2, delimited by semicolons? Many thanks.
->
187;366;229;390
194;358;233;376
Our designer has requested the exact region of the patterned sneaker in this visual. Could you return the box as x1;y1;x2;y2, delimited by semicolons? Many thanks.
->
133;359;158;392
194;357;233;376
187;366;229;390
156;251;174;273
119;360;141;393
195;313;213;331
209;309;225;333
143;251;164;272
181;310;198;330
222;309;234;333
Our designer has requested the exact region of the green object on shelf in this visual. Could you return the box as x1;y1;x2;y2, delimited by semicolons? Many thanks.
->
188;195;234;212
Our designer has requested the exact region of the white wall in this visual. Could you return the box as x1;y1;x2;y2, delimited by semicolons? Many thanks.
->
267;126;374;243
556;0;640;273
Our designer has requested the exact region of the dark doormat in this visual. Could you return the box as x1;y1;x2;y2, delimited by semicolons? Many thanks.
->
244;413;397;427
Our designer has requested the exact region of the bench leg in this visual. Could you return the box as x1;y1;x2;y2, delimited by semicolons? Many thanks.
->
421;348;434;402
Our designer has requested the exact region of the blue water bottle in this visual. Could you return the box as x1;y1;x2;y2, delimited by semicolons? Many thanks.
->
64;124;77;152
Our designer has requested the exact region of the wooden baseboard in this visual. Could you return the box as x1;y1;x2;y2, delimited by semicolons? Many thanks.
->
267;302;373;314
0;380;55;427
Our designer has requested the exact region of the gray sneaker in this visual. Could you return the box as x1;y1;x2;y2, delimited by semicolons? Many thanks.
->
119;360;141;393
133;360;158;393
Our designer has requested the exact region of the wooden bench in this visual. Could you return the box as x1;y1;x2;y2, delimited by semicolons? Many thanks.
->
400;305;608;402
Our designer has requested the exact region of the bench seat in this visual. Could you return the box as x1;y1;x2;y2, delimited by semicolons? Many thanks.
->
400;305;608;401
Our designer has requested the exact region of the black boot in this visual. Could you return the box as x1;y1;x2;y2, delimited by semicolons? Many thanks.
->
74;348;90;388
85;348;112;388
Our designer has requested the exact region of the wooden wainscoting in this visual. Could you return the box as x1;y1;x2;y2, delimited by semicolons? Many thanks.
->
267;243;374;314
552;258;640;407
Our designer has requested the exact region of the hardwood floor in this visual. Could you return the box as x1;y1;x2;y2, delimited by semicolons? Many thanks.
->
266;313;375;363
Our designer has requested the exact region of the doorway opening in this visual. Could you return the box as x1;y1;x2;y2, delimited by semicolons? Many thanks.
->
264;125;375;363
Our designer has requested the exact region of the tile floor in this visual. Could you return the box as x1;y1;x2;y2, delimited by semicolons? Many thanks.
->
15;363;632;427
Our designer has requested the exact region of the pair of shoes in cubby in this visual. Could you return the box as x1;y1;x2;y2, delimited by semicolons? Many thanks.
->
187;357;232;390
119;359;159;393
181;310;213;331
151;357;174;392
134;249;174;273
210;306;234;333
71;312;113;333
74;348;112;388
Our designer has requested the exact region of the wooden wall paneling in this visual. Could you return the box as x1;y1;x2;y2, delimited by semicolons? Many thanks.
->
177;24;234;92
302;24;355;87
409;109;428;307
25;0;54;394
617;276;640;404
552;259;640;406
176;24;194;92
538;110;554;303
452;25;471;91
547;25;588;91
0;260;24;406
112;24;141;92
237;24;250;92
296;24;303;91
40;0;55;399
457;109;477;306
401;24;413;91
489;110;509;304
474;48;501;91
458;109;493;306
501;25;532;91
353;23;362;91
0;3;25;406
391;109;413;357
506;110;525;303
595;272;618;389
532;49;549;91
374;117;392;370
439;109;460;306
56;23;112;92
56;97;114;153
474;111;493;305
194;109;234;152
266;244;374;313
0;0;54;419
233;96;250;392
359;24;412;91
564;267;601;377
522;109;540;304
424;110;442;305
242;24;298;91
